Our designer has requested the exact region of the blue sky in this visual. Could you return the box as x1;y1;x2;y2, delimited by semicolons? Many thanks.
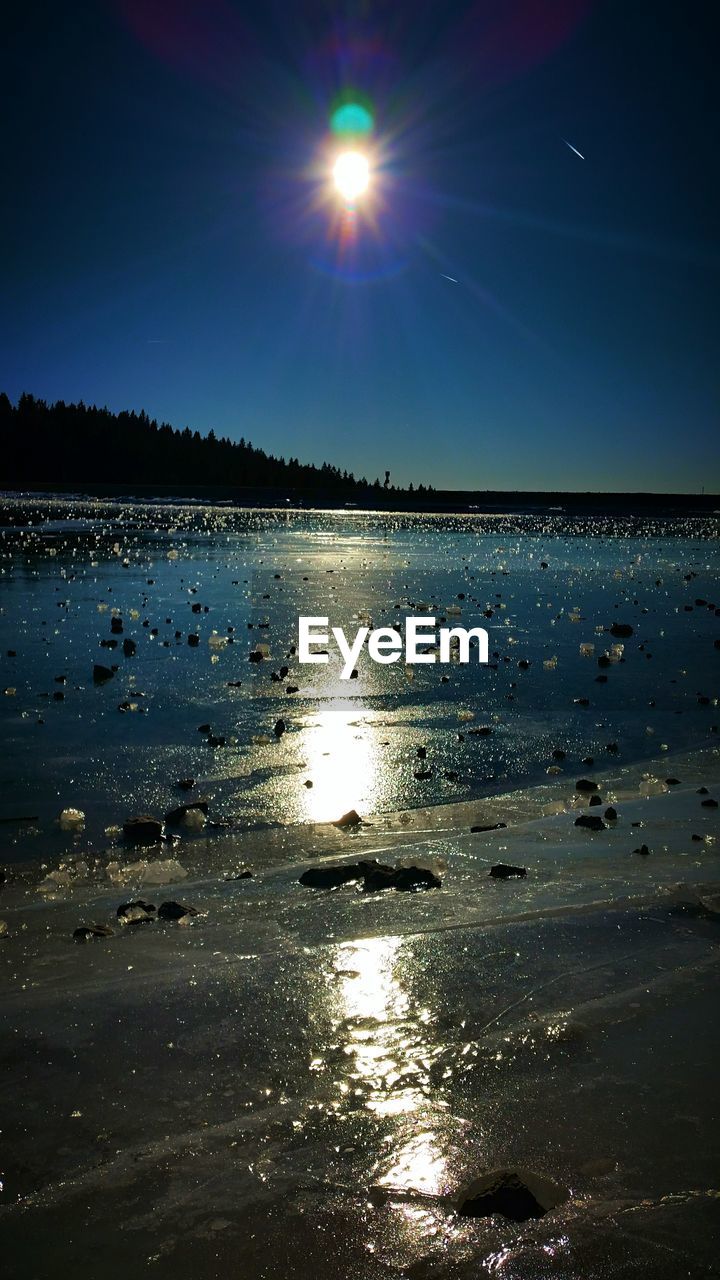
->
2;0;717;491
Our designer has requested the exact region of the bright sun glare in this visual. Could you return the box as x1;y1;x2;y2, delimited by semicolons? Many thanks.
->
333;150;370;202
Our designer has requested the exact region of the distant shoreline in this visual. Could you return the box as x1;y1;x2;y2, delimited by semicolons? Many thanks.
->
1;482;717;517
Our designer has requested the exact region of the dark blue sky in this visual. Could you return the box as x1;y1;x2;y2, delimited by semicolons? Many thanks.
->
2;0;717;491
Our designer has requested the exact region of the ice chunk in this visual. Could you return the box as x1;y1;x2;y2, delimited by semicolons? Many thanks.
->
139;858;188;885
58;807;86;831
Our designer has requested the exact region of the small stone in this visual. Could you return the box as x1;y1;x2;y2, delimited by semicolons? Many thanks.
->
117;900;156;924
333;809;362;828
73;924;114;941
164;802;208;827
575;814;606;831
123;815;163;843
490;864;526;879
157;901;198;920
300;865;362;889
457;1169;567;1222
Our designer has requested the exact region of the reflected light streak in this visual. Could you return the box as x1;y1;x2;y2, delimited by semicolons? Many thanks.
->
332;939;447;1193
300;707;379;822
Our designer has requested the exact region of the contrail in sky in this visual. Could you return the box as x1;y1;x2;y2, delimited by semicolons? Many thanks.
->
562;138;585;159
440;273;459;283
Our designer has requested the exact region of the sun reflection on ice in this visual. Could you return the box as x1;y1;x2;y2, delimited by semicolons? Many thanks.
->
331;938;448;1198
300;707;380;822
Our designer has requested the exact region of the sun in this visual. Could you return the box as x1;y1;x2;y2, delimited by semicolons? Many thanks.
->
333;150;370;203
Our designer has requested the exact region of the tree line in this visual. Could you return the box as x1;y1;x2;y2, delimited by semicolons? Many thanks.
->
0;393;435;497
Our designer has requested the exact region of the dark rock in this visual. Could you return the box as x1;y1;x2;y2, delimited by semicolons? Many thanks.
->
333;809;362;828
304;779;313;788
471;823;508;833
362;863;441;893
633;844;651;856
207;735;226;747
490;864;526;879
187;634;200;647
597;654;612;668
177;778;195;791
701;798;718;808
274;718;286;738
299;864;363;889
73;924;114;941
117;900;156;924
286;685;299;694
164;801;209;825
697;787;709;795
123;638;137;657
299;859;441;893
110;617;123;634
575;779;596;793
122;815;163;843
157;901;198;920
414;768;433;780
198;723;211;734
575;814;606;831
589;794;603;806
416;746;427;759
665;777;681;786
457;1169;566;1222
609;623;634;638
552;749;566;760
93;663;114;683
604;806;618;821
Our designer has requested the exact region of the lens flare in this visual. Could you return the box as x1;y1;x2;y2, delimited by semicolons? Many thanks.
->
330;101;374;138
333;150;370;202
